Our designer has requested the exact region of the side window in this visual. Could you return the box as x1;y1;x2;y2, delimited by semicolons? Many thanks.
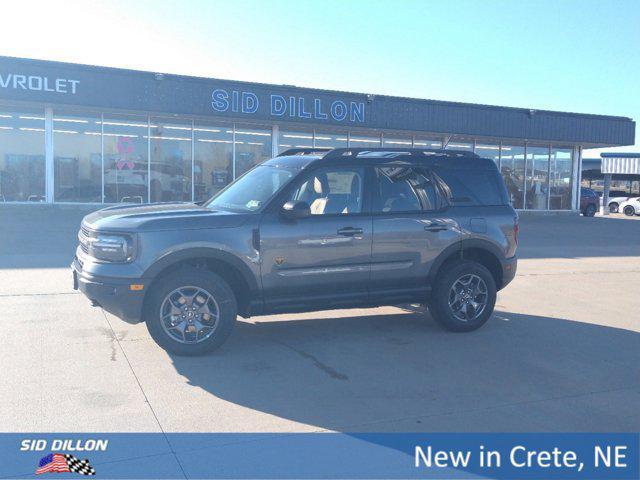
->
288;167;364;215
434;168;504;206
373;166;438;213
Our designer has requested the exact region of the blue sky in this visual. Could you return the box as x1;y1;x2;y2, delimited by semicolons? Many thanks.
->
1;0;638;156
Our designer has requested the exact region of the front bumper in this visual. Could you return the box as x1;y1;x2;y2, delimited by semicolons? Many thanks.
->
500;255;517;289
72;257;145;323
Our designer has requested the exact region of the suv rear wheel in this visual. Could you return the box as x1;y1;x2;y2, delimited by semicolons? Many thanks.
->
609;202;619;213
429;260;496;332
144;269;237;355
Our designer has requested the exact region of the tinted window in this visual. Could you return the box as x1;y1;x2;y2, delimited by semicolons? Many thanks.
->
435;168;504;206
288;167;364;215
373;166;438;213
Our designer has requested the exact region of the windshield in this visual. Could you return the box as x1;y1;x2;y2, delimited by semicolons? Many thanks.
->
206;165;295;212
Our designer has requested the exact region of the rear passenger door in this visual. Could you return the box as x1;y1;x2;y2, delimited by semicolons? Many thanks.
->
369;165;461;302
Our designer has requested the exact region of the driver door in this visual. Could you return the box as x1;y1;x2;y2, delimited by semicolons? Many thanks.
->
259;166;372;312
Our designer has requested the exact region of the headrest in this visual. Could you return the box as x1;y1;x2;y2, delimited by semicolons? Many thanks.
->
350;174;360;196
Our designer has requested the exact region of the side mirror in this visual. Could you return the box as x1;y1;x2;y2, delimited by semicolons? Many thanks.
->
281;200;311;220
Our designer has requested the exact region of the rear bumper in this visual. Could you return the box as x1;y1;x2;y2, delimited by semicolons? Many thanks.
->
72;257;145;323
500;255;517;289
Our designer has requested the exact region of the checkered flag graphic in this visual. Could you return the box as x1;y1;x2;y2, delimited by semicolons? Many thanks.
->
64;454;96;476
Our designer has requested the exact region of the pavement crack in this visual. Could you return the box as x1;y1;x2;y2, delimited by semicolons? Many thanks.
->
100;309;188;479
272;339;349;381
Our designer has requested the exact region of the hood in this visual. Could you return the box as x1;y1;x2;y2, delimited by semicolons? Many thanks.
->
82;202;252;232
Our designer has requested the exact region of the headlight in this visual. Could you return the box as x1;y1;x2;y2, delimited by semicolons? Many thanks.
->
80;229;136;263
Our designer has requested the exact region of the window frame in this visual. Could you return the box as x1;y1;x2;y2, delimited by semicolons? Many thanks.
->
369;164;448;216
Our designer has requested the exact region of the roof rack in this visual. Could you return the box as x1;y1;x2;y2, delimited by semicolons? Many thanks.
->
322;147;479;160
278;147;479;159
277;147;333;157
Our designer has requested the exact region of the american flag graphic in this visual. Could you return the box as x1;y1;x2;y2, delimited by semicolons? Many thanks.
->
36;453;96;476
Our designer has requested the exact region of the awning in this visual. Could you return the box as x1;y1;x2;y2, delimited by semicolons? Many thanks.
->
600;154;640;174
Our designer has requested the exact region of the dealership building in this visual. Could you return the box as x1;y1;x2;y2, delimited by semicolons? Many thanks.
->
0;55;635;211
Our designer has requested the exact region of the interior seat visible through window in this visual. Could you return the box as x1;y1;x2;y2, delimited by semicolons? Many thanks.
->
289;168;363;215
374;166;437;213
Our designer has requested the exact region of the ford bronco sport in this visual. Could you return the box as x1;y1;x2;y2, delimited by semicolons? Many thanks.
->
72;147;518;355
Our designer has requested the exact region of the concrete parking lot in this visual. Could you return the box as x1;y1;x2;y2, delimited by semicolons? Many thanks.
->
0;205;639;433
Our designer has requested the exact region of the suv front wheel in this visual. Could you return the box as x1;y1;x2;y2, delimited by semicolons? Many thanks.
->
429;260;497;332
144;269;237;355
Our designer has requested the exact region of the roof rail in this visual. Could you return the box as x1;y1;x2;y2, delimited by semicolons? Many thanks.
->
321;147;479;160
277;147;333;157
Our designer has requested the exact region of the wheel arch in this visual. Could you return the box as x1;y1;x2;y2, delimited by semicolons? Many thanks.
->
429;239;506;290
142;248;260;317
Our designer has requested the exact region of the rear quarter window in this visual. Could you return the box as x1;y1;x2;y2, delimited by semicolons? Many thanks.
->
434;167;506;206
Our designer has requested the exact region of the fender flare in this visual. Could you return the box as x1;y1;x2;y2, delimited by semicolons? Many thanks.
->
141;247;259;294
427;238;505;284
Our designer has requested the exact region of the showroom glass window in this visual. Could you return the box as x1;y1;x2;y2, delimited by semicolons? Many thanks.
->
53;111;102;202
234;125;272;177
313;131;348;149
525;145;550;210
103;114;149;203
383;135;413;148
278;130;313;154
194;122;233;202
475;144;500;165
500;145;525;209
414;137;442;149
349;133;381;148
0;108;46;202
550;147;573;210
149;118;192;203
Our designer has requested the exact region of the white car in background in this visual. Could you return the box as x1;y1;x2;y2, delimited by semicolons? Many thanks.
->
601;191;637;213
618;197;640;216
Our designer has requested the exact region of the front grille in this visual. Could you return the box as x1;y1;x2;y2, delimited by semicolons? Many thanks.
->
81;226;93;238
78;225;93;255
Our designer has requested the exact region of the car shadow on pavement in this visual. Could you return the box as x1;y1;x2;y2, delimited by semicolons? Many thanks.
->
168;309;640;432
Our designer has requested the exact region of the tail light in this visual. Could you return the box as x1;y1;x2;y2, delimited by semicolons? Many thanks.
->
513;217;519;245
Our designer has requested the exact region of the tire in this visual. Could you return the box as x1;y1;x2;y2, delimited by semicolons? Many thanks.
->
623;205;636;216
144;268;237;355
609;202;619;213
428;260;497;332
584;204;597;217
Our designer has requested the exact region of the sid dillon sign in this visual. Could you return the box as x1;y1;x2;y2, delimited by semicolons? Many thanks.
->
211;88;366;124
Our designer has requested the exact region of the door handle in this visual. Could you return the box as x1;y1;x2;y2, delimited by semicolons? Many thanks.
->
424;222;447;232
337;227;364;236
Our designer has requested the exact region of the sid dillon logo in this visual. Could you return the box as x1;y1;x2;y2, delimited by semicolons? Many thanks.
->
21;439;107;476
36;453;96;476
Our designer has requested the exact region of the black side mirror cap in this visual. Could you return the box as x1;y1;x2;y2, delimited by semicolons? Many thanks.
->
281;200;311;220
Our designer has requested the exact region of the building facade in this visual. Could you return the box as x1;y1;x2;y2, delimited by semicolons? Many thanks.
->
0;56;635;211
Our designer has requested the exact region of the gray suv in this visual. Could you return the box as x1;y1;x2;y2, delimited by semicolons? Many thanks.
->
72;148;518;355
